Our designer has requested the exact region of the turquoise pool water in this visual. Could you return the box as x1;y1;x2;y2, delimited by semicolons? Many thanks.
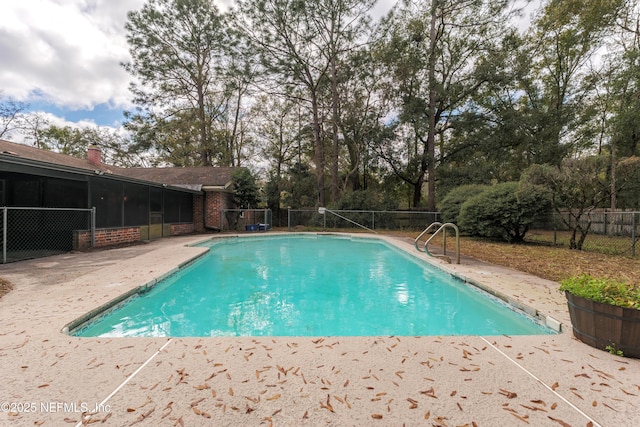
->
73;235;553;337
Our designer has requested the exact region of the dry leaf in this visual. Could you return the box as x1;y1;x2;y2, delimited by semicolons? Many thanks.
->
499;389;518;399
371;414;383;419
548;416;572;427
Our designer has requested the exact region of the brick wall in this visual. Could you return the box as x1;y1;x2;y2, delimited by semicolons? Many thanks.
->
74;230;92;250
75;222;197;250
171;223;195;235
95;227;140;247
72;191;230;250
193;194;205;233
204;191;233;229
75;227;142;250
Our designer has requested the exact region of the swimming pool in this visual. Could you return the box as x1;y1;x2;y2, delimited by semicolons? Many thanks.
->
71;234;554;337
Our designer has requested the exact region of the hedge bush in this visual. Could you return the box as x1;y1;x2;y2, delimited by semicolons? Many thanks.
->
458;182;551;243
438;184;488;225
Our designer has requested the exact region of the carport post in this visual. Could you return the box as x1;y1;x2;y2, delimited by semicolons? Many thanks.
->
2;207;6;264
91;207;96;248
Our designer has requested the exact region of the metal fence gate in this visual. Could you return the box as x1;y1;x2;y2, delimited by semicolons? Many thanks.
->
221;209;272;232
1;207;95;263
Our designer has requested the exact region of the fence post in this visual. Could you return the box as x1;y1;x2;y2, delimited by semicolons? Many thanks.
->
2;207;6;264
372;211;375;231
632;213;636;257
91;207;96;248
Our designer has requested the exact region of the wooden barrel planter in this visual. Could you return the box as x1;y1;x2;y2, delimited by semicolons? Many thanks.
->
565;291;640;358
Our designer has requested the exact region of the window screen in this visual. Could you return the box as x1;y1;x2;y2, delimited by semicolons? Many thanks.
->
163;190;193;223
164;190;180;223
124;182;149;226
90;178;123;228
150;187;162;212
11;178;40;207
43;177;88;208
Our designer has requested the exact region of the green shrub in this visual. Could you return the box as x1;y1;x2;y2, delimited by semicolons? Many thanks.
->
560;275;640;310
458;182;551;243
232;168;260;208
438;184;488;224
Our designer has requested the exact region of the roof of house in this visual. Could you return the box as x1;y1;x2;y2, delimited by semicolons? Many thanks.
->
119;167;237;191
0;138;120;174
0;139;238;192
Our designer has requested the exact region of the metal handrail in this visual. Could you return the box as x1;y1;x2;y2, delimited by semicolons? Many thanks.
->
415;222;460;264
318;207;377;234
414;222;443;251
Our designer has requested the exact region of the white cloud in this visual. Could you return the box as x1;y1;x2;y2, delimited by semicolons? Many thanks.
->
0;0;397;130
0;0;146;109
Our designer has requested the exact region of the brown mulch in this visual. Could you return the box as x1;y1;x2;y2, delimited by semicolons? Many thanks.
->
458;239;640;284
389;232;640;285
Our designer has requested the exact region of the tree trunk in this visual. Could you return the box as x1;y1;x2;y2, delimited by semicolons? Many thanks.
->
331;54;340;204
197;80;211;166
311;94;325;206
426;1;438;212
413;171;425;208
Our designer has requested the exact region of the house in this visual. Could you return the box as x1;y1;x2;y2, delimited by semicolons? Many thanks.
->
0;139;238;261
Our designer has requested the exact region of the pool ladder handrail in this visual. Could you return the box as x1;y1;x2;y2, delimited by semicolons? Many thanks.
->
414;222;460;264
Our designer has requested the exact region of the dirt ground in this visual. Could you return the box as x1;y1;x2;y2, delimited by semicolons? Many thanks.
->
392;232;640;284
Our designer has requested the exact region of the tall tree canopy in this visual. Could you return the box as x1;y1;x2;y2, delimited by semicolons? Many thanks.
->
15;0;640;217
123;0;238;167
236;0;376;206
374;0;516;210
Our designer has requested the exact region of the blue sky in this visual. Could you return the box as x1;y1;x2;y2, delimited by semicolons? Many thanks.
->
27;101;126;127
0;0;228;130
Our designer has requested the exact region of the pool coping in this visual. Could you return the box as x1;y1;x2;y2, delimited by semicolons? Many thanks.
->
1;232;638;426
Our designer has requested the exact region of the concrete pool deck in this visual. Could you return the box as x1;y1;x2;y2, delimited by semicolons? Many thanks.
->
0;232;638;426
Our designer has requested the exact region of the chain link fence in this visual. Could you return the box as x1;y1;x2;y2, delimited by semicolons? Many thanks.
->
221;209;272;232
287;208;639;258
287;209;440;233
528;211;639;257
1;207;95;263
